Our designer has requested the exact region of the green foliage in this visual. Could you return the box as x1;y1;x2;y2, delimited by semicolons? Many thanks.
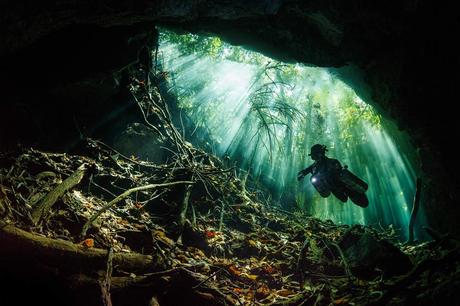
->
160;30;224;58
335;88;382;144
161;29;383;150
160;29;266;64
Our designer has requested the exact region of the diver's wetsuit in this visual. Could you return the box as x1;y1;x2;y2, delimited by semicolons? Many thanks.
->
299;157;348;202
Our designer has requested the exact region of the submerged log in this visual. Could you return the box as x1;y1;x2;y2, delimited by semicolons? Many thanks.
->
0;221;154;273
1;220;232;305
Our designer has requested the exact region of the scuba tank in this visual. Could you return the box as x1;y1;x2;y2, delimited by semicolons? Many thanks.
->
338;166;368;194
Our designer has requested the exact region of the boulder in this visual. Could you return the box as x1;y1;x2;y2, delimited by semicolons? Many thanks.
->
339;227;413;279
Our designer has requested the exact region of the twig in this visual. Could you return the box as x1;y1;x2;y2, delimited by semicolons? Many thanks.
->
330;242;354;280
91;181;118;198
91;139;163;169
192;268;224;289
131;91;165;140
219;200;225;232
178;182;193;231
408;178;422;243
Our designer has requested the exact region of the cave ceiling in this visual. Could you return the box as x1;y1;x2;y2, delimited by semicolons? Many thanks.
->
1;0;459;186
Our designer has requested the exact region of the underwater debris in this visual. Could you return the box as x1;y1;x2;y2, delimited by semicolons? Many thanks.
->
1;143;459;306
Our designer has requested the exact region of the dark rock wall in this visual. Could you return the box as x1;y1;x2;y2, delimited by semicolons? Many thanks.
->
1;0;459;237
0;22;156;151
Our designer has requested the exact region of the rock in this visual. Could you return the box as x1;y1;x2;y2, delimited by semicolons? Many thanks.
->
339;228;413;279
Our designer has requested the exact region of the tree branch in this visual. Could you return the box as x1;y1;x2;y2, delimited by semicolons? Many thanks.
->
31;164;86;224
81;180;194;237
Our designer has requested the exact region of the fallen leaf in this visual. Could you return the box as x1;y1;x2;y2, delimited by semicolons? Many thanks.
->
205;230;217;239
244;274;258;281
233;288;244;294
228;265;242;277
80;238;94;248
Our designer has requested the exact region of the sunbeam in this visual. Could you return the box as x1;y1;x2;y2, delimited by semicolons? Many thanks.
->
158;30;427;240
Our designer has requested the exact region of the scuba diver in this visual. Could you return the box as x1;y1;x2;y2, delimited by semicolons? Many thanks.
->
297;144;369;207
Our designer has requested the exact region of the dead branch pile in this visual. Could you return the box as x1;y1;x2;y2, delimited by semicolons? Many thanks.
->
1;142;460;306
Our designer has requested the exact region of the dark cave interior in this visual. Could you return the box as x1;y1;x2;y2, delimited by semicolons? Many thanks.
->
1;1;460;305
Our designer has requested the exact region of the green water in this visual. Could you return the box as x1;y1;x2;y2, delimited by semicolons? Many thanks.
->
158;31;426;240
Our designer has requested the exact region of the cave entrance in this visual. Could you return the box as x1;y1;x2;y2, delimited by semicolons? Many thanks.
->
157;29;426;241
